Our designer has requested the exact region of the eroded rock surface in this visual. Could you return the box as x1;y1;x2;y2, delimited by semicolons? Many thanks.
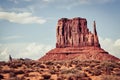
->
56;17;100;48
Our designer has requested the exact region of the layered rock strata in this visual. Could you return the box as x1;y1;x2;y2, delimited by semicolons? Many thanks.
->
56;18;100;48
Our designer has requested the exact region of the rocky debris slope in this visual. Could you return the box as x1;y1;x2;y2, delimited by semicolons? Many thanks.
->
39;17;120;61
40;47;119;61
0;60;120;80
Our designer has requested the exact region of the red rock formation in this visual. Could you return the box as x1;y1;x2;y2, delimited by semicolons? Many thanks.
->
39;17;120;61
56;17;100;48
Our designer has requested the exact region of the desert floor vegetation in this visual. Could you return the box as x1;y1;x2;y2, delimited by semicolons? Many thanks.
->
0;59;120;80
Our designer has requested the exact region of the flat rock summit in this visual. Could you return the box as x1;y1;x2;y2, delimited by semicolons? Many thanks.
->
39;17;120;61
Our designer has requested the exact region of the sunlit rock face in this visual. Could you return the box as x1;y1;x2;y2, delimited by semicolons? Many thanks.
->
39;17;120;61
56;17;100;48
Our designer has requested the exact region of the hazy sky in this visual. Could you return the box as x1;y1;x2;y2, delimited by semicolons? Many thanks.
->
0;0;120;61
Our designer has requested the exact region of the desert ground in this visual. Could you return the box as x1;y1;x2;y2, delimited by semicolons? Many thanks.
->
0;59;120;80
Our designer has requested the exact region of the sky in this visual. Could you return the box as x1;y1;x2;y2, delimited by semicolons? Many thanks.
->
0;0;120;61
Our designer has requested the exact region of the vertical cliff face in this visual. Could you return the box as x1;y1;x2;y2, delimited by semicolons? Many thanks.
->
56;17;100;48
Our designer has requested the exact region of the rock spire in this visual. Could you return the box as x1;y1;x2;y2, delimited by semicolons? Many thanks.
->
93;21;100;47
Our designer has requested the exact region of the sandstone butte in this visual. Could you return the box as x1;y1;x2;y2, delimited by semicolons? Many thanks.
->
39;17;120;61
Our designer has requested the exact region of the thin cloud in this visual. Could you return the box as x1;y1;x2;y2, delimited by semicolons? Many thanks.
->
1;35;23;40
9;0;19;4
0;43;54;61
3;0;116;12
40;0;116;10
0;12;46;24
79;0;115;4
99;37;120;58
24;0;32;2
0;48;9;61
42;0;52;2
41;0;115;4
114;39;120;47
9;0;32;4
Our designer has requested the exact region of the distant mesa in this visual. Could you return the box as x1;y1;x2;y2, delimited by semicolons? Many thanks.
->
39;17;120;61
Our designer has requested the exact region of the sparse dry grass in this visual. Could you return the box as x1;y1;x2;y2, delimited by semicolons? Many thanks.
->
0;59;120;80
100;75;120;80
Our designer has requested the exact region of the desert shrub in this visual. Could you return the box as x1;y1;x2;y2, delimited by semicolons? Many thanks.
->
25;69;33;73
9;72;15;77
9;64;17;68
92;60;100;63
114;72;120;76
2;69;14;73
57;77;63;80
24;73;29;77
66;72;88;80
45;61;54;65
59;74;74;79
50;70;56;74
57;61;64;65
76;64;82;70
80;77;92;80
29;62;36;66
39;64;46;68
84;68;92;74
85;68;102;76
76;72;88;78
68;75;76;80
106;67;114;75
14;70;24;75
57;65;61;69
101;75;120;80
100;61;118;69
96;65;102;69
34;63;40;67
68;64;73;67
70;60;79;65
16;63;22;67
2;70;10;73
80;63;90;67
0;61;6;66
9;77;24;80
89;62;99;68
42;74;51;79
100;61;118;75
0;74;4;79
9;62;22;68
61;69;78;74
76;66;82;70
47;65;54;70
91;69;101;76
24;61;32;68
